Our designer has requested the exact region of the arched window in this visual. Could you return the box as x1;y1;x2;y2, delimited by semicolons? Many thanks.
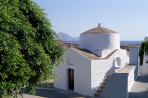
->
114;57;121;68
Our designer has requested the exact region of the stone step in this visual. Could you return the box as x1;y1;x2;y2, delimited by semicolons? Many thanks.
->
94;92;101;97
94;77;111;97
102;82;108;86
106;76;112;78
100;85;106;89
104;78;110;82
97;89;104;93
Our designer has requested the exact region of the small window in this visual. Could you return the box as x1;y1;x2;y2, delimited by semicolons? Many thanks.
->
114;57;121;68
67;57;73;65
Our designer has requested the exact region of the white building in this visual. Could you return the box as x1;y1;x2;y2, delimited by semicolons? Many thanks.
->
54;24;129;96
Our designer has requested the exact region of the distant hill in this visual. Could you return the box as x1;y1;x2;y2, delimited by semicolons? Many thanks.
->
56;32;79;42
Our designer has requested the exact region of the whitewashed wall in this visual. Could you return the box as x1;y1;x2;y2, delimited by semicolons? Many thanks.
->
128;66;135;91
93;49;114;57
100;66;135;98
80;33;120;57
129;48;139;80
54;48;129;96
54;48;92;96
90;49;129;95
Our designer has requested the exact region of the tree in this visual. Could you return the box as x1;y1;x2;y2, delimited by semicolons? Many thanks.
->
0;0;64;97
139;40;148;65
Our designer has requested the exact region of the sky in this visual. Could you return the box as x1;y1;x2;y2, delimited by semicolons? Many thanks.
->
34;0;148;41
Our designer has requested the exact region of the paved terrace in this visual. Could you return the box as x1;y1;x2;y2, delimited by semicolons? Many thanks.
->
129;76;148;98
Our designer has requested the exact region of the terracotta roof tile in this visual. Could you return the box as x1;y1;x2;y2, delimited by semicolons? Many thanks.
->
82;26;118;34
73;48;118;60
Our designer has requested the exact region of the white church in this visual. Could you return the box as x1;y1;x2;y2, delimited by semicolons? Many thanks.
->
54;24;139;97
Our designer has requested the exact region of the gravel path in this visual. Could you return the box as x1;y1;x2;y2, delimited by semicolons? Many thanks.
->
129;76;148;98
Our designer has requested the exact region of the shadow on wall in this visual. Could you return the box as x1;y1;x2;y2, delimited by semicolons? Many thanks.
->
107;57;122;77
105;58;122;77
105;64;115;78
92;62;116;95
92;57;122;96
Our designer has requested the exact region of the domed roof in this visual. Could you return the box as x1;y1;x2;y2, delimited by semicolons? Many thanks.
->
82;23;118;34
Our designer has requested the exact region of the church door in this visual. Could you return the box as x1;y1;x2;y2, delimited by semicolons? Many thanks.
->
68;69;74;90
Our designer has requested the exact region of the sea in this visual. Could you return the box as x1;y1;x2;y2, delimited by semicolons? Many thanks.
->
120;41;142;45
64;41;142;45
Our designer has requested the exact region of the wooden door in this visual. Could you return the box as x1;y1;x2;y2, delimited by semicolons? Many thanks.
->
68;69;74;90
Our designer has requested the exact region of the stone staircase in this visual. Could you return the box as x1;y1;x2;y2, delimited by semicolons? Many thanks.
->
94;76;111;97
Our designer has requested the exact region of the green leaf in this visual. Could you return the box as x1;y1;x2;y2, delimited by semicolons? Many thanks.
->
0;0;64;97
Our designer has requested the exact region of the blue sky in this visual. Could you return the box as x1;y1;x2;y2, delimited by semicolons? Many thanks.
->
34;0;148;41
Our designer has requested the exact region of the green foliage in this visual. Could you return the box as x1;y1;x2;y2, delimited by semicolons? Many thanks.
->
0;0;64;97
139;40;148;65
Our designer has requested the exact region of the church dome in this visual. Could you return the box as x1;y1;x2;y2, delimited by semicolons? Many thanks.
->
80;23;120;57
82;23;118;34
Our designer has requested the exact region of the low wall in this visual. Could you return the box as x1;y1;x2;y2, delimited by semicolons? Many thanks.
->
128;66;135;91
101;65;135;98
129;48;139;80
139;56;148;75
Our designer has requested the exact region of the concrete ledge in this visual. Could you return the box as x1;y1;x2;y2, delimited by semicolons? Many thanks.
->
116;65;135;73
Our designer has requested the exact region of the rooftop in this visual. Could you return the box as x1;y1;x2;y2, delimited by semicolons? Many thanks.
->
73;48;118;60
